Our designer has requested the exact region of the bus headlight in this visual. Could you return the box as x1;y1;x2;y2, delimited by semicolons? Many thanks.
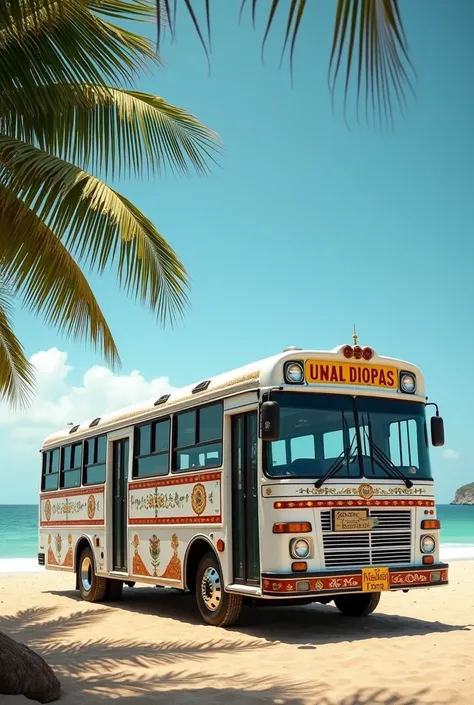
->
400;372;416;394
290;538;310;559
421;535;436;554
284;361;304;384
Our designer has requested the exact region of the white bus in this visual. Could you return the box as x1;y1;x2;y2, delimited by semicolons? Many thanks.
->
38;340;448;626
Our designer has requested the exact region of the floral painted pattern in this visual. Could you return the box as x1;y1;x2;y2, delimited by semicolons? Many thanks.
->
149;535;161;577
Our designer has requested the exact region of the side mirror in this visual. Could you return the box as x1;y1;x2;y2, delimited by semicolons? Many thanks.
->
260;400;280;441
431;415;445;447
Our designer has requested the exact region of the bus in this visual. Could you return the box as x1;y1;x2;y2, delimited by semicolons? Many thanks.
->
38;339;448;627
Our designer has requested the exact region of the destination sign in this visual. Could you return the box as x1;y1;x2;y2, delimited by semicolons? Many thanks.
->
305;360;398;389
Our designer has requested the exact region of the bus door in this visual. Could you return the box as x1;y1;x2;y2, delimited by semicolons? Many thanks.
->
231;411;260;585
111;437;130;572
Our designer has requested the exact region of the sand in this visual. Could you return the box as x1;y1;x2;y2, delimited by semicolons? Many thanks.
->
0;562;473;705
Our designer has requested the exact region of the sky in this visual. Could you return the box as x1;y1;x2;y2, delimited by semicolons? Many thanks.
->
1;0;473;504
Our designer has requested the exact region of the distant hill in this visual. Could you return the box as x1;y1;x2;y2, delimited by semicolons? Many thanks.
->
451;482;474;505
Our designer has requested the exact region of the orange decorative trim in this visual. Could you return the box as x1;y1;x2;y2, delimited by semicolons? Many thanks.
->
63;548;73;568
262;568;449;594
129;471;221;491
129;515;222;526
40;519;104;527
274;499;436;509
40;487;104;500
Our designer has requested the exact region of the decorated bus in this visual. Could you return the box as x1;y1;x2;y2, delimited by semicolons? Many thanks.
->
38;337;448;626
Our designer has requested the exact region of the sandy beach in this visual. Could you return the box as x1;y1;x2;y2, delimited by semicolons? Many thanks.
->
1;562;473;705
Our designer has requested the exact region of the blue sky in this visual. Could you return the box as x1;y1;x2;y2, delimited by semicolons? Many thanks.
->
1;0;473;504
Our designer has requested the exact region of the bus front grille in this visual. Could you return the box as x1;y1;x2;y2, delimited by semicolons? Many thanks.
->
320;510;412;568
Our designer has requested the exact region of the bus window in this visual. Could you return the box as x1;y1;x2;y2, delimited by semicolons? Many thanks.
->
174;403;223;472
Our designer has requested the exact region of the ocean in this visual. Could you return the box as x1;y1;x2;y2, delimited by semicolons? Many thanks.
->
0;504;474;572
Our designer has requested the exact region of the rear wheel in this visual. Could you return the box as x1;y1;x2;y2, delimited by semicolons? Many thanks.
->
78;546;107;602
195;552;243;627
334;592;381;617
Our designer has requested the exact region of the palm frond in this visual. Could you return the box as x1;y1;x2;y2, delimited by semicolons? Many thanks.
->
0;0;159;115
0;283;35;408
0;84;219;179
0;188;120;368
0;135;189;327
156;0;413;127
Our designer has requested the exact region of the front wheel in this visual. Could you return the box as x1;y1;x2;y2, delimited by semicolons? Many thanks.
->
195;552;243;627
333;592;381;617
78;546;107;602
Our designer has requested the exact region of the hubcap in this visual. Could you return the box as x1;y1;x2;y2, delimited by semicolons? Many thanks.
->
80;556;92;592
201;566;221;612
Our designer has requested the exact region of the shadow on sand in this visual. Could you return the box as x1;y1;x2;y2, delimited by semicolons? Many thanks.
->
0;605;457;705
44;584;472;647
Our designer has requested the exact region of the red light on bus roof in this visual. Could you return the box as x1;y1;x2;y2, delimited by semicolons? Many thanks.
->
362;347;374;360
342;345;353;359
353;345;363;360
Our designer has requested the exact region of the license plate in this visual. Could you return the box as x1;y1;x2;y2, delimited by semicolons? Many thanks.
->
362;566;390;592
333;509;375;531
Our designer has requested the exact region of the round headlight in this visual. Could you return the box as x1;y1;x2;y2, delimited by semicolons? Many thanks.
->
400;372;416;394
290;538;310;559
284;362;304;384
421;535;435;554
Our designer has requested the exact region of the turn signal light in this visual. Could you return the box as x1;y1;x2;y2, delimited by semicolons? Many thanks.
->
291;562;307;572
421;520;440;530
273;522;312;534
423;555;434;565
342;345;374;360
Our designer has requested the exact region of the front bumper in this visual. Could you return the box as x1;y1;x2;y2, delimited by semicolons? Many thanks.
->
261;563;449;597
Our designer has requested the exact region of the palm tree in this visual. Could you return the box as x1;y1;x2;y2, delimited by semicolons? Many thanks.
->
155;1;414;127
0;0;218;408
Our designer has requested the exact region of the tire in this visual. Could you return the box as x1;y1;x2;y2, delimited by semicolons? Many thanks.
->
195;552;243;627
78;546;107;602
104;578;123;602
334;592;381;617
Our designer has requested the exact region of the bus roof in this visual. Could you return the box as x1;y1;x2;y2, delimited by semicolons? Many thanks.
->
41;343;424;448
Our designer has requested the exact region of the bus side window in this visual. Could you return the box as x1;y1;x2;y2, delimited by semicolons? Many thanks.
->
60;442;82;489
323;430;343;459
173;403;223;472
42;449;59;491
290;435;315;461
269;440;287;467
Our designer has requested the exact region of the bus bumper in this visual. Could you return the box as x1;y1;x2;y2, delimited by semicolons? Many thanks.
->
261;563;449;597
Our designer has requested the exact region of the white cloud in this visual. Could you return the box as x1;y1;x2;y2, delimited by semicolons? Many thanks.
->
442;448;461;461
0;347;175;447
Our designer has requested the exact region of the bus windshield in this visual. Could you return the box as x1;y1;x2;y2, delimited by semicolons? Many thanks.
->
264;392;432;481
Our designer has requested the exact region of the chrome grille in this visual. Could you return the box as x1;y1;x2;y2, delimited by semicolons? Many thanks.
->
320;509;412;567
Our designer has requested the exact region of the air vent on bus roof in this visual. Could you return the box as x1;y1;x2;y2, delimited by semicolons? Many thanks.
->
283;346;302;352
89;417;101;428
154;393;171;406
69;424;80;434
192;380;211;394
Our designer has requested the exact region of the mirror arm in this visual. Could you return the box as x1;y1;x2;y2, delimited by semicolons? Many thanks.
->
425;401;440;416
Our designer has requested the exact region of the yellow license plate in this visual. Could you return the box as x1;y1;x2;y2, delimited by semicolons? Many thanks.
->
305;360;398;389
361;566;390;592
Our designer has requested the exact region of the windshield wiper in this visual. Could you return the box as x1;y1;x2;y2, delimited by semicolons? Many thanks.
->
315;413;357;488
361;417;413;489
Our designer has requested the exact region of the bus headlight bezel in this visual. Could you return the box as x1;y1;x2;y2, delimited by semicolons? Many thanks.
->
284;361;305;385
290;537;311;559
400;371;416;394
420;534;436;554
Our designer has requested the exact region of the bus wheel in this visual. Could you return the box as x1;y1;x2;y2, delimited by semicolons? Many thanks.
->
334;592;381;617
78;546;107;602
105;578;123;602
196;552;242;627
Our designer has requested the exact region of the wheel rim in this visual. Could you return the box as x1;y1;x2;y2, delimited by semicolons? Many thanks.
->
80;556;92;592
201;566;221;612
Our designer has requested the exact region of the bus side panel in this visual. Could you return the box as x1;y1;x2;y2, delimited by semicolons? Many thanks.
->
39;487;105;572
127;470;225;587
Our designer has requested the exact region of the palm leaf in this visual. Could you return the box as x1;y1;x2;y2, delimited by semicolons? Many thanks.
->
156;0;413;126
0;135;189;327
0;84;219;179
0;0;159;115
0;284;35;408
0;188;120;368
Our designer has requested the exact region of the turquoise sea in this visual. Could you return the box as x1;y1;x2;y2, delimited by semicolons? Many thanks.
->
1;504;474;570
